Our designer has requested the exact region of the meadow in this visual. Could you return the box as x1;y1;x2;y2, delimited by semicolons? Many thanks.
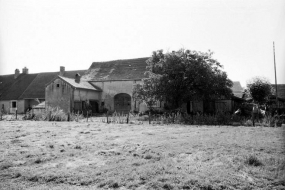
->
0;119;284;190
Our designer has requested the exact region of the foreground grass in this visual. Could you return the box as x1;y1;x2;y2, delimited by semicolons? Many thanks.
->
0;120;284;190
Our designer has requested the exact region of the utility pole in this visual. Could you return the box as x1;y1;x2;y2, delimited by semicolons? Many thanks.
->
273;42;279;108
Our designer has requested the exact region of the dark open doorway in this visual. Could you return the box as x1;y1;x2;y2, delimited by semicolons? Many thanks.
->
114;93;131;114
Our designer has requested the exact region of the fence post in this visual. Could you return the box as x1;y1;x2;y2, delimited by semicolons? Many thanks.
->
16;109;17;120
127;112;129;124
149;110;151;124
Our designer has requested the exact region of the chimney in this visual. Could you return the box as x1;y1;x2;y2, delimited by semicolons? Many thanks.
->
60;66;65;76
14;69;20;79
22;67;29;74
75;73;81;83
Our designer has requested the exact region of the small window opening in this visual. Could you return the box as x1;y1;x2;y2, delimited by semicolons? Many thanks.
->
57;84;60;87
12;101;17;108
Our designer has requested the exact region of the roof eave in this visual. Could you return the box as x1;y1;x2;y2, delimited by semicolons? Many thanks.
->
74;87;102;92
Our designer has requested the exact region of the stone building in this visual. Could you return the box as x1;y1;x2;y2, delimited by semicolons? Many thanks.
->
45;75;102;114
83;57;149;113
45;58;150;114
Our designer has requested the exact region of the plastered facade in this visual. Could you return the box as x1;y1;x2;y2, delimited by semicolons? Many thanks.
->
0;100;25;114
90;80;147;112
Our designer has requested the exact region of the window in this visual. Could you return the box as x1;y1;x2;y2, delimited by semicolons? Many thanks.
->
12;101;17;108
56;84;60;87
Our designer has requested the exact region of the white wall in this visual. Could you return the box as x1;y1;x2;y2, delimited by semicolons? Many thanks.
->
0;100;25;114
74;89;100;102
91;80;148;112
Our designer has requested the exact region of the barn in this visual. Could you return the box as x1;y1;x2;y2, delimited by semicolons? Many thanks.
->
45;58;150;114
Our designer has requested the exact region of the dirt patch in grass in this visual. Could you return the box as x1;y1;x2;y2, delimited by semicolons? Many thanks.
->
0;120;284;189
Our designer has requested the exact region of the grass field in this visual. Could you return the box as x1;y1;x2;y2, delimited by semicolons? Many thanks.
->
0;119;284;190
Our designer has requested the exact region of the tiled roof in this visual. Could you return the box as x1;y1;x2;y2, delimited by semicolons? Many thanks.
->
82;57;149;81
0;70;87;100
58;76;101;91
0;74;16;97
231;81;243;92
19;72;59;99
0;74;38;100
62;70;86;78
231;81;244;98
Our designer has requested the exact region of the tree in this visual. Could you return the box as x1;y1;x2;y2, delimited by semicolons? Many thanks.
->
136;49;233;110
246;77;272;105
132;78;160;124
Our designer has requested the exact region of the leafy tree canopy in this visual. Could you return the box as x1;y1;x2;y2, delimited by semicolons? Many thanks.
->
246;77;272;105
133;49;233;110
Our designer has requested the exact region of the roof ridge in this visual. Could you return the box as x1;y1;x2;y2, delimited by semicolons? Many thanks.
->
91;57;149;64
18;74;39;99
0;70;87;77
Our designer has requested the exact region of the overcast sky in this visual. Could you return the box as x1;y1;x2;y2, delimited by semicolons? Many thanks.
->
0;0;284;87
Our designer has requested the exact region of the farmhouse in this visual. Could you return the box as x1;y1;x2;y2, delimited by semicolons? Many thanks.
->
0;67;86;114
45;58;149;114
2;58;283;115
46;58;247;115
45;74;102;114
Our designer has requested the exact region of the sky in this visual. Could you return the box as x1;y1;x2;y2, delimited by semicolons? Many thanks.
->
0;0;284;87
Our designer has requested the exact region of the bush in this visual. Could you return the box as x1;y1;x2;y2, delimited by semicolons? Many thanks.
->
147;111;234;125
245;155;263;166
260;114;283;127
215;111;232;125
69;112;84;122
30;106;84;122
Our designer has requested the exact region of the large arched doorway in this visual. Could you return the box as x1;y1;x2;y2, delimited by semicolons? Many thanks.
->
114;93;131;114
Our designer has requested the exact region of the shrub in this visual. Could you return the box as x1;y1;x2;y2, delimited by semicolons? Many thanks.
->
216;111;231;125
245;155;263;166
31;106;84;122
31;106;67;121
260;114;283;127
69;112;84;122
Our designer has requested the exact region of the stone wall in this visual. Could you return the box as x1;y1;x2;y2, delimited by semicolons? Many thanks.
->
45;78;73;113
45;78;101;113
74;89;100;102
91;80;147;112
